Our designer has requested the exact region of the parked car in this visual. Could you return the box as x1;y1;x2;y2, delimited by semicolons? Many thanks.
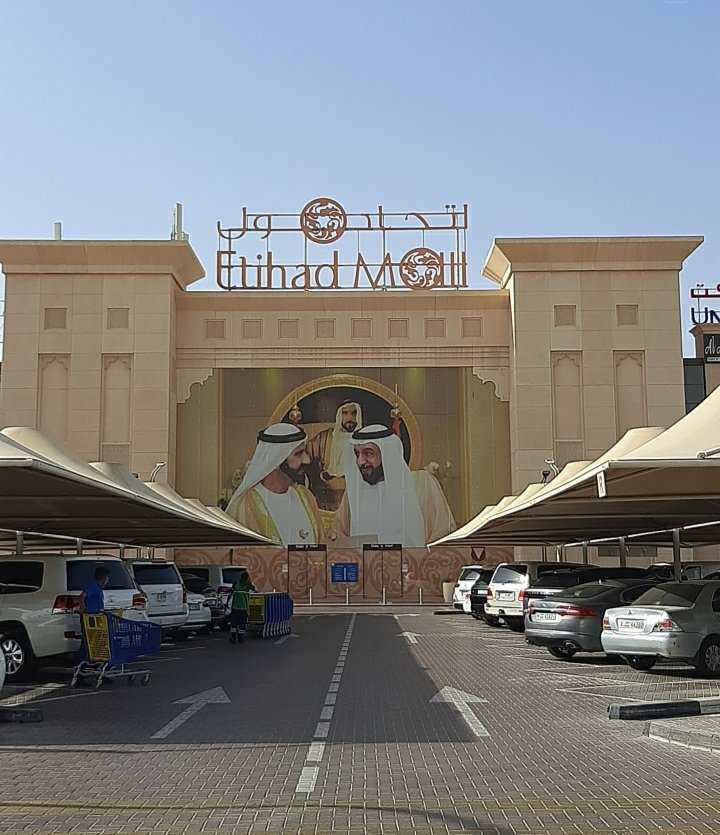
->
179;564;249;605
601;580;720;674
485;561;586;631
468;569;496;619
0;554;147;680
522;566;660;614
526;579;659;660
181;574;225;629
177;591;212;636
453;565;485;611
127;560;188;639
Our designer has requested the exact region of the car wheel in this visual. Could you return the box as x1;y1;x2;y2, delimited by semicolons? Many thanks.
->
471;613;481;620
484;615;501;628
624;654;657;671
506;619;525;633
0;628;36;681
695;637;720;677
548;645;577;661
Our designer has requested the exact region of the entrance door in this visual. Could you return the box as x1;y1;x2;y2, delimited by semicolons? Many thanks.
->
287;546;327;602
380;548;403;602
363;545;403;602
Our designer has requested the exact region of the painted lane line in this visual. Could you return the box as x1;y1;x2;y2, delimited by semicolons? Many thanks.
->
274;633;299;646
295;613;356;794
296;766;319;792
307;741;325;762
314;721;330;738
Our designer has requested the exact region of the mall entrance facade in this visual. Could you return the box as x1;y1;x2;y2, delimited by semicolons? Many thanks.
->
0;208;705;600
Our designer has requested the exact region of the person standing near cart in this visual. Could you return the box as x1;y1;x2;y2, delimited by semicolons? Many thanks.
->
80;564;110;614
229;569;255;644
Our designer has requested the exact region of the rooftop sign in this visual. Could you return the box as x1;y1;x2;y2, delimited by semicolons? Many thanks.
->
216;197;468;291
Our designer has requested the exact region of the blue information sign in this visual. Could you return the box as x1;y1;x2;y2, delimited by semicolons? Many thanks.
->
331;563;359;583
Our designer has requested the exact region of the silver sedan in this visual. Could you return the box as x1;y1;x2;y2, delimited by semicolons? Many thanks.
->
601;581;720;674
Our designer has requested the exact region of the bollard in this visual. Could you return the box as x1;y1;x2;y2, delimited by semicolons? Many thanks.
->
419;587;423;605
309;588;313;606
382;587;387;606
346;588;349;606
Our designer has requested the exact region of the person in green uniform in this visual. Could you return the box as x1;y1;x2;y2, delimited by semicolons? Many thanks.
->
229;569;256;644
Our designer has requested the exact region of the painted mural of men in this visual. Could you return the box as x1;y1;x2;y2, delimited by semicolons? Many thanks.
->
306;401;363;511
331;425;456;547
225;423;323;546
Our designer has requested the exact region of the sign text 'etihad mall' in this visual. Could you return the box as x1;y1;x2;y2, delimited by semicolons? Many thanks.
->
216;197;469;292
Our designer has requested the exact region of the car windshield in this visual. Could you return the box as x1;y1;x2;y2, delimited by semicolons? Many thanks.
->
183;576;211;595
533;572;584;589
633;584;703;607
459;568;481;582
133;563;181;586
183;567;210;582
67;560;134;591
0;561;44;594
492;565;528;584
222;568;248;586
563;582;619;599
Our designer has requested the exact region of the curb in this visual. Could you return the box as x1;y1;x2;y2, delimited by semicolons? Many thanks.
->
609;697;720;721
0;707;44;723
645;719;720;752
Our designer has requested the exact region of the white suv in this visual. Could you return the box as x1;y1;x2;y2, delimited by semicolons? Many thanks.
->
178;564;250;598
452;565;484;611
0;554;147;681
128;560;189;638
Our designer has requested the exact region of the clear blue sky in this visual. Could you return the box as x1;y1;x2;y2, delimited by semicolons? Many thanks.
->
1;1;718;353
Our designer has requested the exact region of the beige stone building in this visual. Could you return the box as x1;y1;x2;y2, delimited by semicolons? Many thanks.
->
0;234;705;599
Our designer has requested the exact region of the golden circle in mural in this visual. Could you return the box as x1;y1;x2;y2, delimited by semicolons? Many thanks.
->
399;247;443;289
300;197;347;244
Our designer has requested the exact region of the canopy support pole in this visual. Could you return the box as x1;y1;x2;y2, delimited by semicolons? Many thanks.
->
76;538;83;556
15;531;23;556
582;542;589;565
619;536;627;568
672;528;682;582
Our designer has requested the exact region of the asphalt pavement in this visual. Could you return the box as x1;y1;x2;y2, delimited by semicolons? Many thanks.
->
2;608;720;834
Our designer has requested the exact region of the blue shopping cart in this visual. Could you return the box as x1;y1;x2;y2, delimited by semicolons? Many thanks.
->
71;612;162;689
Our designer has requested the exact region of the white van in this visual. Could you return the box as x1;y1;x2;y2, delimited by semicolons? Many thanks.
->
127;560;188;638
0;554;147;680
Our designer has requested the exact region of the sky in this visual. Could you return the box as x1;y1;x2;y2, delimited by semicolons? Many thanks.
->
0;1;718;354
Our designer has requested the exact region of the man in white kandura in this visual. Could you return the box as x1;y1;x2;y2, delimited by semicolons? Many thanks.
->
225;423;323;546
307;401;363;511
332;424;456;547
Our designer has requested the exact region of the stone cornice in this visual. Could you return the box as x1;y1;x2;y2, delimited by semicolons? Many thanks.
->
0;240;205;290
482;236;703;287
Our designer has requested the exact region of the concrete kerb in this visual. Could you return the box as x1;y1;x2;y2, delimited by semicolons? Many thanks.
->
0;707;44;723
609;696;720;721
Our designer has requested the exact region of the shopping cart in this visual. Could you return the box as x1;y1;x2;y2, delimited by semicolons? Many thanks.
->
71;612;162;689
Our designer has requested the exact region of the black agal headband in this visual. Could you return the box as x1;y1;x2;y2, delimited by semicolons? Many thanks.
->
351;426;393;441
257;425;307;444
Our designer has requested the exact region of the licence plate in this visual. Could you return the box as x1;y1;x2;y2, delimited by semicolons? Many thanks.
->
155;591;167;602
533;612;559;623
618;618;644;630
498;592;514;601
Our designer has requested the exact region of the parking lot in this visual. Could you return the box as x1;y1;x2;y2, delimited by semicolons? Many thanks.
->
2;607;720;834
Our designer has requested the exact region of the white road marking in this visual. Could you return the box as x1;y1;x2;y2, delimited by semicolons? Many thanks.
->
295;613;356;794
306;742;325;762
399;631;421;644
0;683;64;706
430;686;490;737
274;633;299;646
296;766;319;792
151;687;230;740
314;721;330;738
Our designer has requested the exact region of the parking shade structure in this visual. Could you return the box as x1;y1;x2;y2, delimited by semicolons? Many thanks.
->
432;384;720;547
0;427;274;548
